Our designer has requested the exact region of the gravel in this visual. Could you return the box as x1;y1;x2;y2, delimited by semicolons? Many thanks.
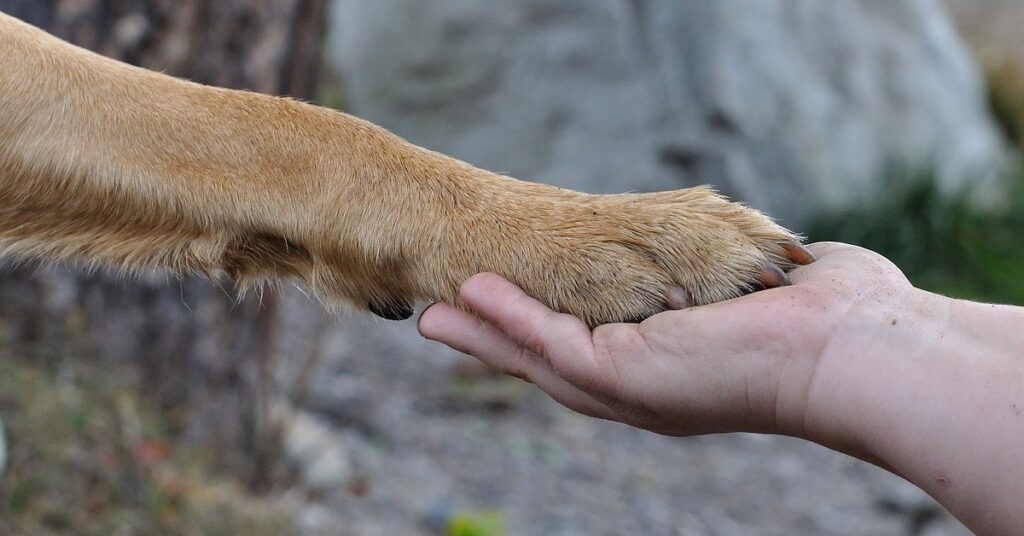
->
279;313;971;536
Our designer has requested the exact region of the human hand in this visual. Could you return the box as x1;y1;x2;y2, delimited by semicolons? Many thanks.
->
420;242;1024;534
417;242;923;441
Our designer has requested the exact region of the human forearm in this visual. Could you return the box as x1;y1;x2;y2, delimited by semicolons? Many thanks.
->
807;291;1024;534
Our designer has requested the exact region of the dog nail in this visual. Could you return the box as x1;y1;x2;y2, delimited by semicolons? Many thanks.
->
756;264;790;289
781;241;816;265
665;286;692;310
369;300;414;321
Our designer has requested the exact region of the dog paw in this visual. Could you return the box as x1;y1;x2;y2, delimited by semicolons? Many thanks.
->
440;186;813;327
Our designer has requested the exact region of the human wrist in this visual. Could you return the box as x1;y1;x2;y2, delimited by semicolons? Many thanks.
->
844;291;1023;464
863;295;1024;532
793;286;954;462
796;287;1024;531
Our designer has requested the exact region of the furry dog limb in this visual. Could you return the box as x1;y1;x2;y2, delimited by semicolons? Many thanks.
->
0;12;812;327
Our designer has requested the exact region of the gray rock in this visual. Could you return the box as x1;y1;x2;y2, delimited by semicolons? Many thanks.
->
326;0;1002;228
272;402;354;492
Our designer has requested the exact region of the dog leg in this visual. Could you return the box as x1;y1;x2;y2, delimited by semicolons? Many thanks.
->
0;13;812;326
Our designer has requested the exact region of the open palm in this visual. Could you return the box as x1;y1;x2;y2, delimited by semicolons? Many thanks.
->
418;243;917;438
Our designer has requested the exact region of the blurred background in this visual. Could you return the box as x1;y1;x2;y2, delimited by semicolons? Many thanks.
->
0;0;1020;534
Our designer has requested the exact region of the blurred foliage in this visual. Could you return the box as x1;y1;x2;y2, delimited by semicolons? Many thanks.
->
987;62;1024;148
806;164;1024;305
317;68;348;112
0;354;291;536
447;511;505;536
809;59;1024;306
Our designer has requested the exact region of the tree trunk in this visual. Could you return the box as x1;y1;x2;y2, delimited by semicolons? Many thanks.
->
0;0;328;489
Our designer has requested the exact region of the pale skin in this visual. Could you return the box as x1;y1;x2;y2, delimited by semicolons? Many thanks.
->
419;242;1024;535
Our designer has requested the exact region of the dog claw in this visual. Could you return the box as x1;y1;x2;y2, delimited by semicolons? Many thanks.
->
781;241;816;265
368;299;415;321
665;286;693;310
756;263;791;289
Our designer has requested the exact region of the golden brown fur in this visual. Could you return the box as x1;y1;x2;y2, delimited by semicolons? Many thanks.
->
0;12;809;327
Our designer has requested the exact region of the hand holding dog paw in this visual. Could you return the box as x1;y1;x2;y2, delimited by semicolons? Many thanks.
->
420;243;1024;535
418;243;914;438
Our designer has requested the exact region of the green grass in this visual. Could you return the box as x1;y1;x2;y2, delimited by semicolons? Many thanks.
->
448;511;505;536
806;165;1024;305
